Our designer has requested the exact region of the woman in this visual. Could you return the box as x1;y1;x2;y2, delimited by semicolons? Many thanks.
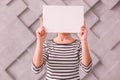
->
32;18;92;80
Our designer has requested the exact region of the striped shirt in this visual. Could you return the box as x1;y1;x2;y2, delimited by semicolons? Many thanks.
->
32;39;92;80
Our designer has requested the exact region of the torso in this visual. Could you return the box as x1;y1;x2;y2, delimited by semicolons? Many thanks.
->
45;39;81;80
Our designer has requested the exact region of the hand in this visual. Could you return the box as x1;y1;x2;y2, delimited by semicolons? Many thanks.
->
77;21;87;42
36;17;47;42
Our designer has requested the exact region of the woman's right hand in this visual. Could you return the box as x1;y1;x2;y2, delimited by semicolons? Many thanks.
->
36;17;47;42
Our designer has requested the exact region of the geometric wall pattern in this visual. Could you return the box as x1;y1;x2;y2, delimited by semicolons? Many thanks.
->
0;0;120;80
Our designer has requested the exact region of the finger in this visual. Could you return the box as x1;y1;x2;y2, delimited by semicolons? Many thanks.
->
36;27;41;33
81;24;85;29
42;26;46;32
42;26;46;33
81;24;87;30
80;25;85;30
80;28;87;34
80;27;86;31
41;26;44;29
80;31;84;35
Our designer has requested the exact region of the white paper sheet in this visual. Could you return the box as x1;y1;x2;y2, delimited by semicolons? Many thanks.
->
43;6;84;33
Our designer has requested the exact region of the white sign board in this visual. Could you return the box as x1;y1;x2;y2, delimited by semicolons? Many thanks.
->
43;6;84;33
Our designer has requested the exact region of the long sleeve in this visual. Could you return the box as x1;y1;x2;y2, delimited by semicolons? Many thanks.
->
31;40;49;74
78;41;92;73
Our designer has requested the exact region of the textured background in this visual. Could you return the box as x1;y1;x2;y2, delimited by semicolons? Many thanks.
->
0;0;120;80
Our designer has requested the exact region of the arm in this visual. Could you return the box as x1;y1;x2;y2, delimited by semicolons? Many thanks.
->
32;40;44;68
78;21;92;73
32;17;47;73
81;40;92;67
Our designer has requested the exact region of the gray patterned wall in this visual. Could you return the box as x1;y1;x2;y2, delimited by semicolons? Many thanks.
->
0;0;120;80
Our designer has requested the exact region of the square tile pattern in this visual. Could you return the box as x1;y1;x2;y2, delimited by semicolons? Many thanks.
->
0;0;120;80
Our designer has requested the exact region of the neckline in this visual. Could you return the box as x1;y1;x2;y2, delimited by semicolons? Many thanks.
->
51;39;77;45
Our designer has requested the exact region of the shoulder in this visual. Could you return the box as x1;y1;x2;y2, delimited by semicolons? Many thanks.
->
44;39;53;46
74;39;81;45
75;39;81;44
73;39;81;49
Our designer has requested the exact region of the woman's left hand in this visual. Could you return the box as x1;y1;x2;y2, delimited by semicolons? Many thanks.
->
77;21;88;42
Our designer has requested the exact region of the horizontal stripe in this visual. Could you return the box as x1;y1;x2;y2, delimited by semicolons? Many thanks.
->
31;39;92;80
47;64;79;70
48;51;79;56
47;70;79;77
47;62;79;68
49;56;79;60
46;73;80;80
31;63;44;74
47;68;79;74
48;54;79;59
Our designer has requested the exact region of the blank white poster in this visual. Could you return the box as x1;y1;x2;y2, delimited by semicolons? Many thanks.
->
43;6;84;33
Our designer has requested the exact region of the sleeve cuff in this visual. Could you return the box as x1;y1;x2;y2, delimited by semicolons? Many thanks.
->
31;62;44;74
80;60;93;73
